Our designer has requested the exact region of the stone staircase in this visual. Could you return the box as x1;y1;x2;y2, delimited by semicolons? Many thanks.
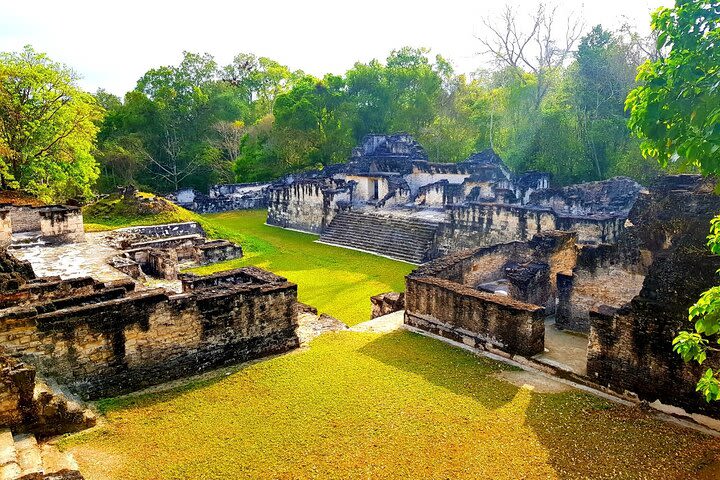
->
0;429;82;480
318;211;439;264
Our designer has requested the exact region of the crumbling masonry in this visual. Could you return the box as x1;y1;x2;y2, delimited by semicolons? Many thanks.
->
265;133;641;264
404;174;720;418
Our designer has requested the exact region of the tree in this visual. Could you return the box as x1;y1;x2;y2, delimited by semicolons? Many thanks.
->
625;0;720;402
478;3;584;109
626;0;720;174
571;26;649;180
0;46;102;202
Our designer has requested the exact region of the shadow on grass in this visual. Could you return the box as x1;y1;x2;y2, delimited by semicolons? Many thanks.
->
93;350;301;415
362;330;720;478
357;330;520;412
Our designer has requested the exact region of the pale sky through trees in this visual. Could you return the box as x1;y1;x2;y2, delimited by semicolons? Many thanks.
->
0;0;670;95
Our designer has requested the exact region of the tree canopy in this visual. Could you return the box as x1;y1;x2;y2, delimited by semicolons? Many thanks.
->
0;46;102;202
627;0;720;174
90;30;660;194
0;4;668;199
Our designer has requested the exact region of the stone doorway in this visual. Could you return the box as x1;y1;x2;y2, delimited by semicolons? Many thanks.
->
534;317;588;375
371;179;379;200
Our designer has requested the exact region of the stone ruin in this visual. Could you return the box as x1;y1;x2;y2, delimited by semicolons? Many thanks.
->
168;182;271;213
404;174;720;419
266;133;642;263
0;256;300;400
0;205;84;248
106;222;243;281
0;205;309;479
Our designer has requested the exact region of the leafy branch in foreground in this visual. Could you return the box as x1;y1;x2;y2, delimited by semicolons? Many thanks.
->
672;218;720;402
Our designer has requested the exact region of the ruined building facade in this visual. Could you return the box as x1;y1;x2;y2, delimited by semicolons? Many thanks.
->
404;175;720;418
0;205;84;247
266;134;641;263
169;182;271;213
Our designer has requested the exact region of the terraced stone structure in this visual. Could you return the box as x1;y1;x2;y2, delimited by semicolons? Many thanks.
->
170;182;271;213
266;133;642;263
404;230;577;357
405;175;720;419
0;252;299;400
0;205;84;247
106;222;243;280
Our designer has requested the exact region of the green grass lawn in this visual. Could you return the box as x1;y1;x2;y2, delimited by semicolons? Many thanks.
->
64;331;720;480
187;210;415;325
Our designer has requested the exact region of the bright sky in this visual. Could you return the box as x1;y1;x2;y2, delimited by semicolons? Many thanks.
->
0;0;671;96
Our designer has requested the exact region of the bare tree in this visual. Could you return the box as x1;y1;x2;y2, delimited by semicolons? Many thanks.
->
618;22;662;64
143;128;202;191
210;121;246;183
478;3;584;109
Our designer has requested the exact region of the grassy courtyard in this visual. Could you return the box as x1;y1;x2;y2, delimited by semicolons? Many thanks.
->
85;201;415;325
65;331;719;479
71;205;720;479
189;210;415;325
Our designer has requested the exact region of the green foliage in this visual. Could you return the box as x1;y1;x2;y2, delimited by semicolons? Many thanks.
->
671;216;720;403
697;368;720;402
672;331;708;363
0;46;103;202
626;0;720;174
89;34;660;191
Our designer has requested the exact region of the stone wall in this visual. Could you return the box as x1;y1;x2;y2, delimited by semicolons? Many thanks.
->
528;177;642;216
7;206;41;233
433;203;625;257
556;244;646;333
197;239;244;265
0;268;299;400
117;221;206;239
267;180;353;234
434;204;556;255
0;348;95;436
414;181;464;207
0;352;34;428
370;292;404;319
2;205;84;243
38;207;85;243
419;231;576;316
0;209;11;246
405;275;545;357
345;175;390;202
172;183;270;213
586;175;720;417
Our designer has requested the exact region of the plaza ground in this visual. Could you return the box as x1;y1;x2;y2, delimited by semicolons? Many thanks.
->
64;209;720;479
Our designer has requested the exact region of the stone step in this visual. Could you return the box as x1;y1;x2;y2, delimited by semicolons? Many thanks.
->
330;211;439;225
0;432;83;480
32;381;97;437
319;211;439;263
13;434;42;480
323;233;426;248
0;429;20;480
320;232;428;251
39;444;82;480
325;219;438;234
324;223;435;236
325;222;438;234
319;241;422;263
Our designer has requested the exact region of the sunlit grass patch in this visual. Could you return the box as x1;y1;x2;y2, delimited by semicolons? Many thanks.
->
186;210;414;325
63;331;720;480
